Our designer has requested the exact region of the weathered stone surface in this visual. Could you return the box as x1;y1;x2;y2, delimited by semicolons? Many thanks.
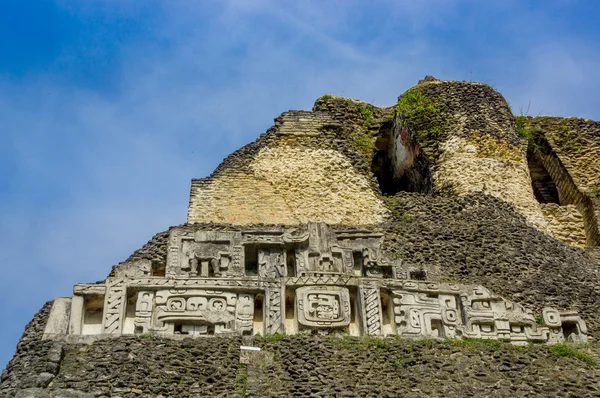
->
3;78;600;396
14;388;94;398
540;203;587;247
384;192;600;336
1;302;54;396
11;336;600;397
43;299;71;339
188;126;389;225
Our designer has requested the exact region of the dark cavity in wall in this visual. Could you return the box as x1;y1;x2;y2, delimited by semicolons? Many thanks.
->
371;119;433;195
526;136;600;247
527;143;560;204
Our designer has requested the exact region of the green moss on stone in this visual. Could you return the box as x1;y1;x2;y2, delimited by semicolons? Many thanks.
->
551;123;583;152
348;128;377;165
550;343;597;367
358;105;374;127
396;88;446;144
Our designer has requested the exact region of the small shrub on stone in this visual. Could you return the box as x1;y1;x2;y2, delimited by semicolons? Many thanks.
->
396;88;445;144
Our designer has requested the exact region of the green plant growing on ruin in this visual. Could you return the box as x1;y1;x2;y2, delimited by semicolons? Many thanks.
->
551;123;582;152
514;115;532;140
393;358;416;368
365;337;388;349
592;187;600;199
318;94;334;102
550;343;597;367
514;113;545;154
236;363;249;395
358;105;374;128
396;88;445;144
348;127;377;165
257;333;285;343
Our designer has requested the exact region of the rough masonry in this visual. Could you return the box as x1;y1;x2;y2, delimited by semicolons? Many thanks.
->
3;77;600;397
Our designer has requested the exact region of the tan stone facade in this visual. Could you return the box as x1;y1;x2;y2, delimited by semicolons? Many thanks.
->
434;136;549;230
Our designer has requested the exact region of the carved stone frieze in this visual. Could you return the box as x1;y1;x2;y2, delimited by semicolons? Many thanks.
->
134;291;154;334
153;289;237;335
388;283;587;344
167;229;243;279
265;288;283;335
296;286;351;329
43;223;588;344
258;247;286;278
361;285;382;336
102;286;126;335
236;293;255;335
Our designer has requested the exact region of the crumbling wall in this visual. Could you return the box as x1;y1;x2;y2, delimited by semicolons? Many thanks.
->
527;116;600;247
383;192;600;336
397;80;549;231
0;302;55;396
540;203;587;248
187;111;389;225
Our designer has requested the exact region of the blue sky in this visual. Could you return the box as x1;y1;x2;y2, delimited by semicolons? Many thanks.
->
1;0;599;367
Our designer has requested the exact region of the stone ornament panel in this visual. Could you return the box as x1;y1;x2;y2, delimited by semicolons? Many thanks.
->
389;282;587;344
167;229;244;279
164;223;394;280
265;288;283;335
361;285;383;336
296;286;351;328
47;224;588;345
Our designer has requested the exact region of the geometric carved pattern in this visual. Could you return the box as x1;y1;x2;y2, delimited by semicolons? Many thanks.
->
391;283;587;345
154;289;237;335
56;223;587;344
266;288;283;335
103;286;126;335
296;286;351;328
236;293;254;335
361;286;382;336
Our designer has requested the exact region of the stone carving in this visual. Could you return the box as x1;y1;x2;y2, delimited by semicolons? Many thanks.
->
265;288;283;334
111;259;152;279
236;293;255;335
46;224;587;344
258;248;285;278
296;286;351;329
361;286;382;336
134;291;154;334
167;229;241;278
103;285;126;335
286;275;355;286
154;289;237;335
388;282;587;344
231;246;243;275
392;290;457;339
243;231;285;245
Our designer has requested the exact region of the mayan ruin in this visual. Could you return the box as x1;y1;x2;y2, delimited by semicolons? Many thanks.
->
3;77;600;397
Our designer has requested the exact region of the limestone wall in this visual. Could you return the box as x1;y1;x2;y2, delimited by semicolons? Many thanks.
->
434;135;548;230
528;117;600;193
187;111;389;226
397;80;550;231
540;204;587;248
527;117;600;247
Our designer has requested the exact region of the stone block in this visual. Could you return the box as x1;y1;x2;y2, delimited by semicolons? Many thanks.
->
43;298;71;339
